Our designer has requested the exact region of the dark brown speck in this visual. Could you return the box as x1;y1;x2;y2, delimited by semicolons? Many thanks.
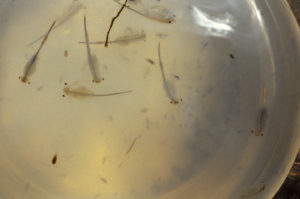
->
52;153;57;164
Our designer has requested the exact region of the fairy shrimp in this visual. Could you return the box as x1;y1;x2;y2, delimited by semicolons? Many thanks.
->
113;0;176;24
20;20;56;83
63;85;132;98
158;43;180;104
83;16;102;83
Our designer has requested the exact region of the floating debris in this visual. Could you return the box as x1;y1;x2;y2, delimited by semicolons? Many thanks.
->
145;58;155;65
254;107;267;136
125;137;137;155
100;177;108;183
52;153;57;165
174;75;180;79
105;0;129;47
140;108;149;113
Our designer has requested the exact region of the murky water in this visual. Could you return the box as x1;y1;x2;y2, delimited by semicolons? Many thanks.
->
0;0;299;199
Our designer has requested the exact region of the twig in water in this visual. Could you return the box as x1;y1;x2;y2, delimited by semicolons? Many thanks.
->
105;0;128;47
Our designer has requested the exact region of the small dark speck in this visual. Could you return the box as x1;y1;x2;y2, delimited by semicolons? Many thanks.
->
18;76;21;79
140;108;149;113
64;82;68;86
201;41;208;48
28;82;31;85
230;54;235;59
37;86;43;91
251;130;254;133
174;75;180;79
62;94;65;98
101;177;108;183
52;153;57;164
145;58;155;65
261;133;264;136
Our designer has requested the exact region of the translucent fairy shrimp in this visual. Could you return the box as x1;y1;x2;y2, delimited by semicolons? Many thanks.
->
79;31;146;45
113;0;176;24
20;21;56;83
63;85;132;98
158;43;181;104
83;16;102;83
